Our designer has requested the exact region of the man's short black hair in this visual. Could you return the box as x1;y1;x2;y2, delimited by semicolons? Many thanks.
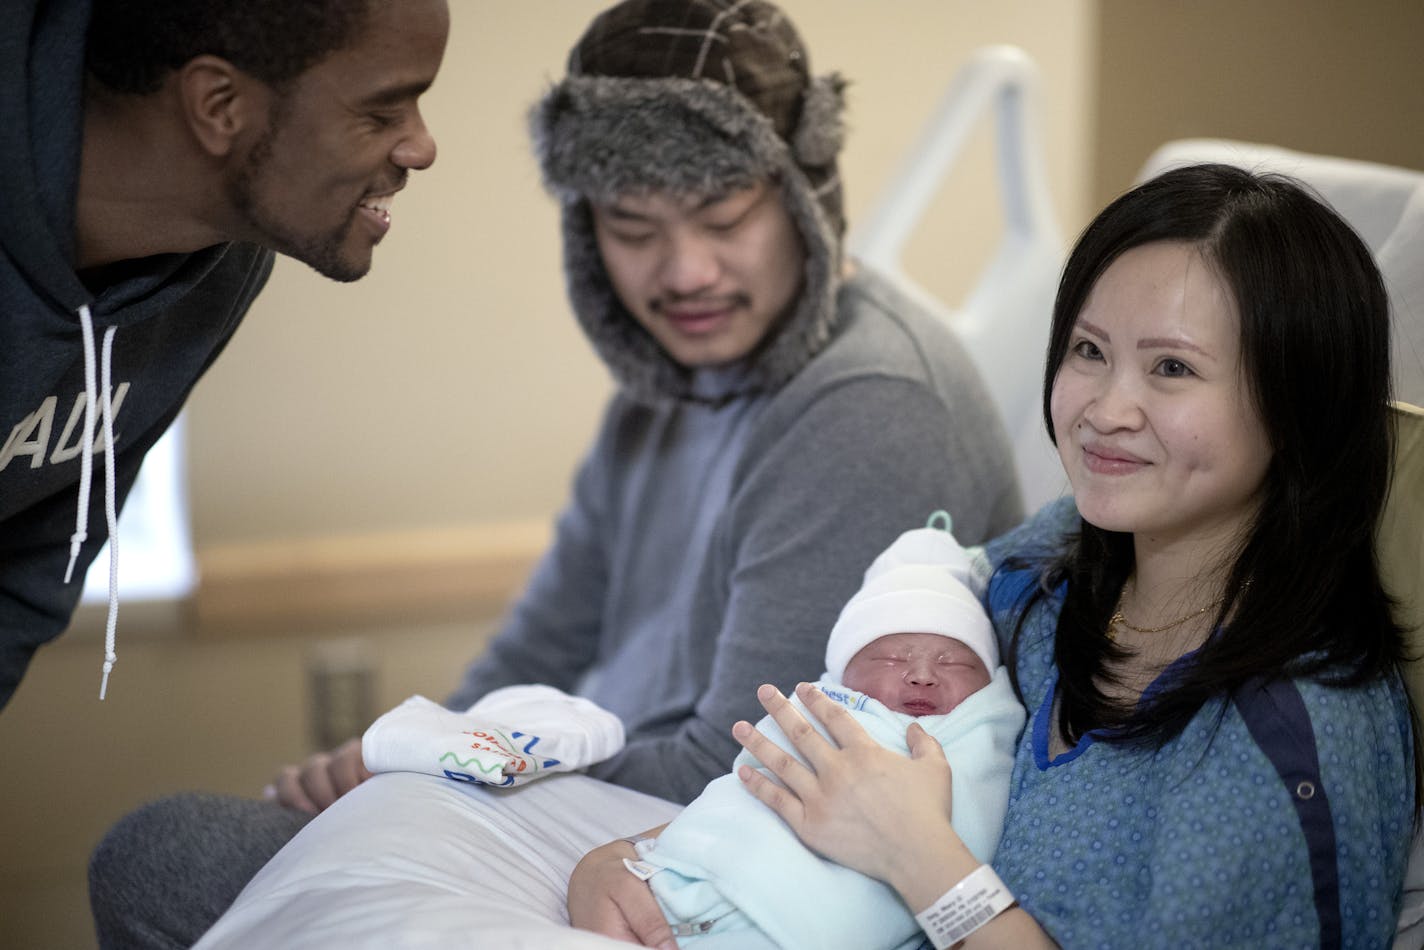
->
85;0;375;95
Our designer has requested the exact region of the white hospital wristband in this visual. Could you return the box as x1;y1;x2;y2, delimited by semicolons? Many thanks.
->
620;832;660;881
914;864;1016;948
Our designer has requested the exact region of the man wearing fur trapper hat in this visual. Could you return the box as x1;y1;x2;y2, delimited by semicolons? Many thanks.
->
439;0;1021;802
89;3;1021;943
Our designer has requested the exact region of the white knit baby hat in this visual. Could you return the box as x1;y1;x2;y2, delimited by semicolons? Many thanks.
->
824;511;998;682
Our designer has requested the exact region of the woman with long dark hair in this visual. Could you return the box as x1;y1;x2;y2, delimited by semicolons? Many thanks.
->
730;163;1418;948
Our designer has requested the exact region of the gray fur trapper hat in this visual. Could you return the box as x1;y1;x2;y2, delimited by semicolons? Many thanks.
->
531;0;849;404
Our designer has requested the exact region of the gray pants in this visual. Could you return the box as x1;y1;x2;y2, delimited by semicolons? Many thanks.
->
88;794;310;949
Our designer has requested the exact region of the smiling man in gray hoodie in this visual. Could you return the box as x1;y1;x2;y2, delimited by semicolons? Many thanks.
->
0;0;449;710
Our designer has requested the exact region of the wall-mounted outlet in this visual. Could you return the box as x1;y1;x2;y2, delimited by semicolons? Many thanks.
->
306;638;375;750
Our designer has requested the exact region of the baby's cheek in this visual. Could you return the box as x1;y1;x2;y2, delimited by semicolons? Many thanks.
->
840;663;882;697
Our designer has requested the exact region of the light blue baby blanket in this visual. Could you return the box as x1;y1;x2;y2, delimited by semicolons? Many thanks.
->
644;667;1025;949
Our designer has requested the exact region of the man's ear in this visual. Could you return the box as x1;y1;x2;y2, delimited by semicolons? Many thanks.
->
176;54;269;158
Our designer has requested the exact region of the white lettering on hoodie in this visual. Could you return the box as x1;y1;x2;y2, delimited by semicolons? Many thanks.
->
0;383;130;471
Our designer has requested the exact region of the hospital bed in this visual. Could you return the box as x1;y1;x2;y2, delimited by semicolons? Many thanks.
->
848;45;1067;513
194;53;1424;949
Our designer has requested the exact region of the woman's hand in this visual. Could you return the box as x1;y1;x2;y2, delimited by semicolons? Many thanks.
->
567;837;676;949
733;682;972;899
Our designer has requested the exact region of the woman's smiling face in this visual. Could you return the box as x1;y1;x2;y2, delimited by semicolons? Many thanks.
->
1050;240;1273;554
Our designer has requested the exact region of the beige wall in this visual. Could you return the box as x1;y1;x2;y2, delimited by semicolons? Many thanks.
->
186;0;1096;546
1094;0;1424;206
0;5;1095;947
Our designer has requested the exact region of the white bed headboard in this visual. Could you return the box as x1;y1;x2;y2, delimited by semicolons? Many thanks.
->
849;45;1068;513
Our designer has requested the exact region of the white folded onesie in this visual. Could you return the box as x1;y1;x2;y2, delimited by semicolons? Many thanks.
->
361;684;626;788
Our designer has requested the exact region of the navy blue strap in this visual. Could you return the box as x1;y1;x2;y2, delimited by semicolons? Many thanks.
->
1233;678;1341;949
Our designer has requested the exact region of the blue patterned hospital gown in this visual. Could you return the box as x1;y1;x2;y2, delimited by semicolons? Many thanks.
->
982;502;1414;949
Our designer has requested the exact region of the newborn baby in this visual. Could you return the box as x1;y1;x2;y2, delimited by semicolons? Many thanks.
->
621;514;1026;949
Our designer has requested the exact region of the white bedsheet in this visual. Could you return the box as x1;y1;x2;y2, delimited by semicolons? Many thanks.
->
195;771;683;949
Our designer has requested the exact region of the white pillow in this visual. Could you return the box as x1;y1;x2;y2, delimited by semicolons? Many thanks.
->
195;771;682;950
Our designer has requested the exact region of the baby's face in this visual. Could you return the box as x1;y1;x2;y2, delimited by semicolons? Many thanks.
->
841;632;990;716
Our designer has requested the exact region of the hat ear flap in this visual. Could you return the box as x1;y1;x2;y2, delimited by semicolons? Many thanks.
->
792;72;847;168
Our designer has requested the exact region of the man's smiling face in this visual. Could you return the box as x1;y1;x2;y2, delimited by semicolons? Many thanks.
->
228;0;449;281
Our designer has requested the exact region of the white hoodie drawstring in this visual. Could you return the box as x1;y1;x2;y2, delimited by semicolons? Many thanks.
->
64;306;97;584
98;323;119;699
65;305;122;700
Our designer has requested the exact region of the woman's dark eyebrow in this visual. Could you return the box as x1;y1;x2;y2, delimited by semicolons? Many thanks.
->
1137;336;1210;356
1076;318;1109;342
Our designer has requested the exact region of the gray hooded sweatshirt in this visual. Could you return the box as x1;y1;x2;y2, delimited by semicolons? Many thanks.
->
0;0;274;709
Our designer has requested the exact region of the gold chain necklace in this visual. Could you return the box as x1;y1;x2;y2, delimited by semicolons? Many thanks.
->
1107;586;1226;641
